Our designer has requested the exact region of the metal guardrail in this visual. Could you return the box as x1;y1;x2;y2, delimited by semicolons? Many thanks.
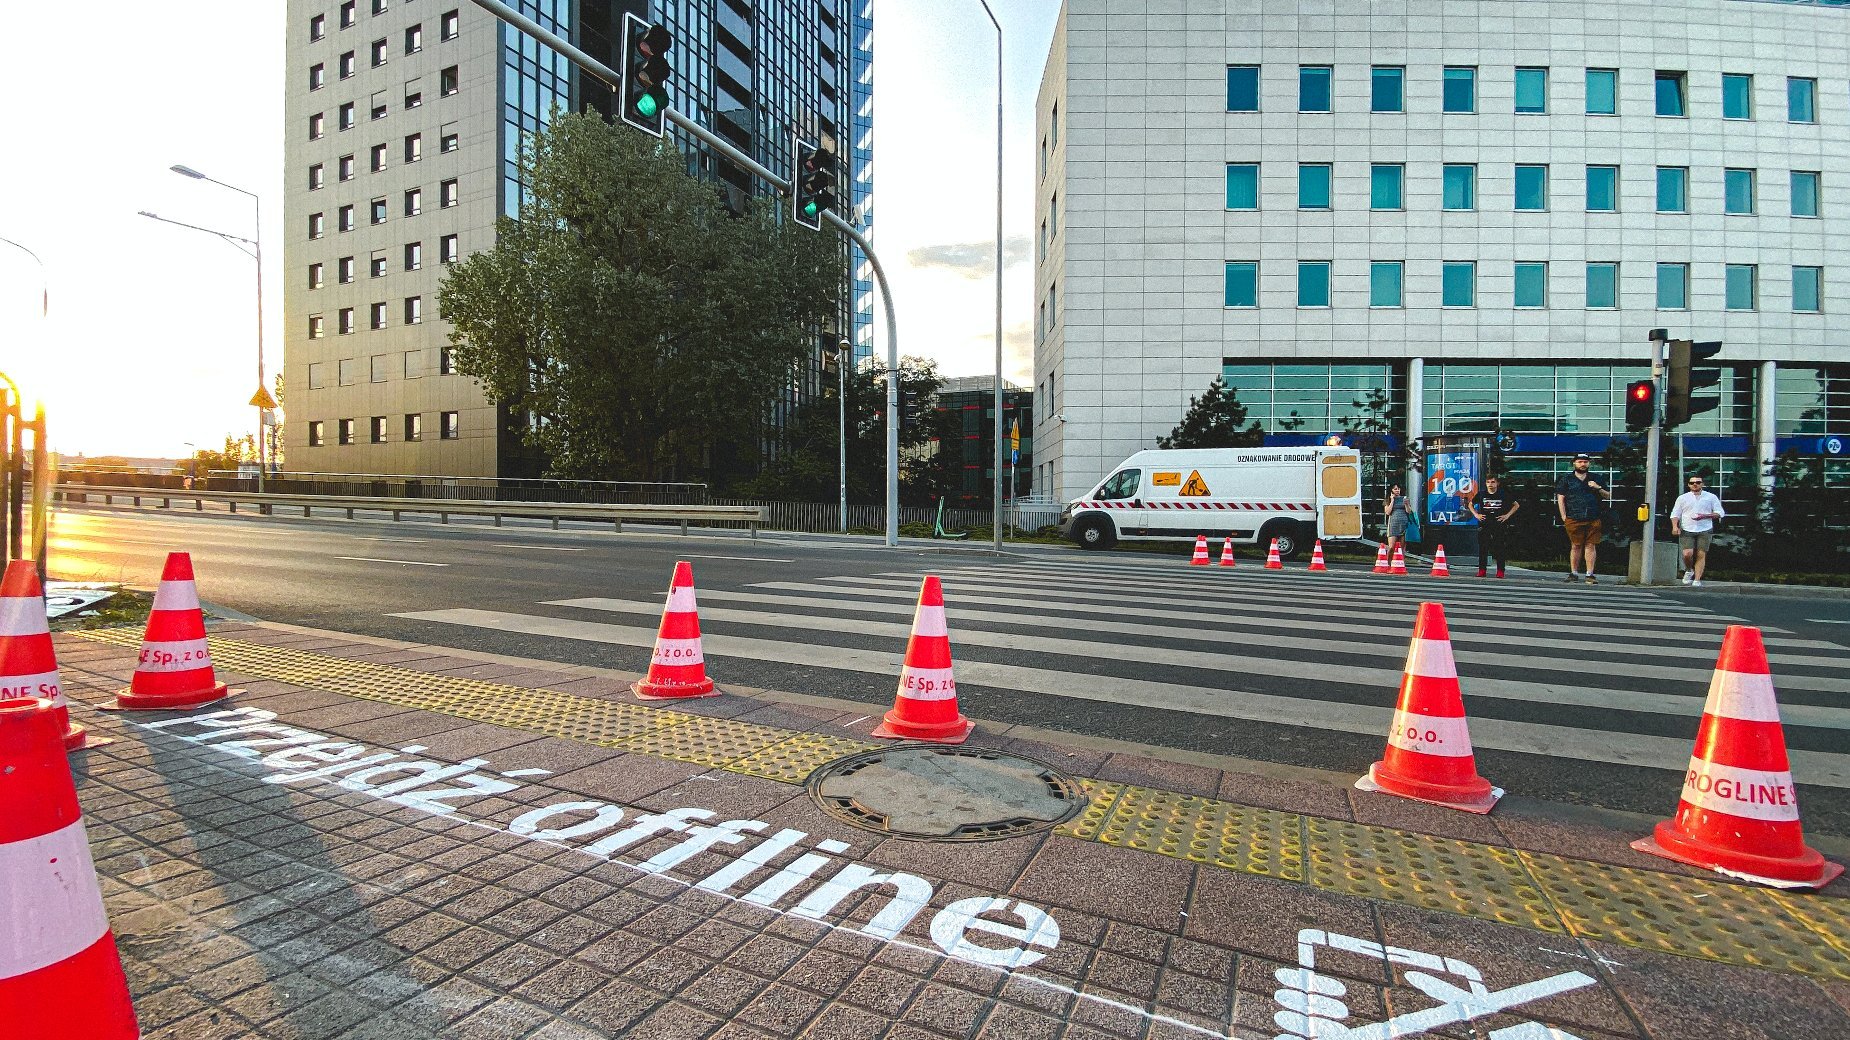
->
55;486;764;537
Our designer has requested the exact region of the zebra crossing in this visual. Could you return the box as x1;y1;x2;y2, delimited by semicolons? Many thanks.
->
392;553;1850;790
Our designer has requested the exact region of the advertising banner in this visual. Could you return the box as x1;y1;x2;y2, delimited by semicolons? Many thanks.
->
1425;450;1480;526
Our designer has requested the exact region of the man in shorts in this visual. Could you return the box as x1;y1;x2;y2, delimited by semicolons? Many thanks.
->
1555;453;1612;584
1670;475;1726;587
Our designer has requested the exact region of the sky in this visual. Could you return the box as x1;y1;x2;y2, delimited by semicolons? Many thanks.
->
0;0;1061;460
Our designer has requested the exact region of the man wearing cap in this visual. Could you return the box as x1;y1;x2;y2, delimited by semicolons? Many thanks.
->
1670;475;1726;587
1555;453;1613;585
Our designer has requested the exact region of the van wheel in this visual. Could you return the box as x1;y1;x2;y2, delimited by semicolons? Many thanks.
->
1261;521;1303;561
1072;515;1117;550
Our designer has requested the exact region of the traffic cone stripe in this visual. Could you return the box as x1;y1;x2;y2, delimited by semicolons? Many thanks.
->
134;638;214;672
910;605;949;639
150;580;202;612
0;597;50;637
1387;711;1475;758
1405;638;1460;681
0;670;61;699
1677;759;1800;822
0;818;113;978
649;639;705;666
1705;669;1781;723
898;666;958;701
664;585;698;613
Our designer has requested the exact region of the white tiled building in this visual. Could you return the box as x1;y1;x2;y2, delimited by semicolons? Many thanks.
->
1033;0;1850;506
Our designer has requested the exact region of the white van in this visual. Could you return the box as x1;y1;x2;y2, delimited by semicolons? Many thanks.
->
1059;447;1364;558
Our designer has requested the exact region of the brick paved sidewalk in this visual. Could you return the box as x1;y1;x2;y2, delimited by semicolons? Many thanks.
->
45;622;1850;1040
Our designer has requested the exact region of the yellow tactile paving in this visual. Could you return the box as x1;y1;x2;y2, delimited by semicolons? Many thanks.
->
71;629;1850;980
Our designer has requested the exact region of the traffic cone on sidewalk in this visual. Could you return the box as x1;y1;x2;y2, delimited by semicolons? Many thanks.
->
1218;537;1236;568
1;562;97;751
632;561;719;700
1306;541;1328;572
1264;539;1283;570
0;696;141;1038
1189;535;1210;566
1371;544;1390;574
1389;544;1409;575
112;552;232;711
1355;602;1502;814
873;576;973;744
1631;626;1843;889
1430;546;1451;578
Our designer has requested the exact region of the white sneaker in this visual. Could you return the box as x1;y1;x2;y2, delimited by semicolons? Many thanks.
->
1692;579;1703;587
1682;572;1694;585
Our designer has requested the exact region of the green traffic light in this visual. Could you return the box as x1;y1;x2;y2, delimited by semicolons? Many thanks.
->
803;201;818;217
635;93;658;118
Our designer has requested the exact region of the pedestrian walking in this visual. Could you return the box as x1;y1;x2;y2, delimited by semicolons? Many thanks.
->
1670;475;1726;587
1555;453;1613;584
1469;474;1519;578
1383;483;1411;561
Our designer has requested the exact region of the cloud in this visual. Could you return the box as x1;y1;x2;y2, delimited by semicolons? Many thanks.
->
905;235;1032;278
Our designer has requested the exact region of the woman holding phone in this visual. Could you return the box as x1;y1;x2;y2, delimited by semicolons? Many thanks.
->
1383;483;1410;561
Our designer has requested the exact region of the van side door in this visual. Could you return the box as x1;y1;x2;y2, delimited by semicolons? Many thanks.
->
1316;453;1364;539
1091;468;1145;534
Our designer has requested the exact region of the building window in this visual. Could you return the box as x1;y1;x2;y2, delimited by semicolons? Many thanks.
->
1514;263;1548;308
405;24;422;53
339;102;355;130
370;144;386;172
309;112;325;140
339;154;354;181
1586;262;1619;308
1514;67;1548;113
371;38;387;67
1656;262;1689;309
308;164;324;190
1297;163;1331;209
405;242;422;270
1788;77;1817;123
441;234;458;263
405;89;422;109
441;66;459;95
1655;71;1686;117
339;256;355;283
370;253;386;278
405;296;422;324
1656;167;1688;213
308;315;324;340
338;205;354;232
372;0;386;14
308;263;324;289
309;212;325;239
1586;68;1617;115
1442;164;1476;210
310;64;325;90
405;133;422;163
1369;261;1403;307
1226;65;1259;112
310;13;326;40
1725;265;1757;311
370;303;387;331
338;418;355;445
1223;262;1257;308
339;358;357;384
1370;164;1403;210
308;421;325;447
441;9;460;40
1225;163;1258;210
371;197;387;224
1586;165;1618;212
405;414;423;441
339;1;355;28
404;350;422;378
1297;261;1331;307
1370;66;1403;113
1442;262;1476;307
1724;169;1756;215
440;179;458;208
1442;67;1476;113
368;355;388;383
338;308;355;335
440;129;459;153
370;416;387;444
1793;266;1823;312
371;98;387;120
339;51;356;79
1792;171;1821;217
1298;66;1332;113
440;411;460;439
404;188;421;216
1722;73;1753;120
440;346;455;374
308;362;326;389
1514;164;1548;211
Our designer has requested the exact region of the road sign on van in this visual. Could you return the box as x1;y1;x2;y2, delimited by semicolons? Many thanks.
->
1151;472;1181;487
1179;471;1212;497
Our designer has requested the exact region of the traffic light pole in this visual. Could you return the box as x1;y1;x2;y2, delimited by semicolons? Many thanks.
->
1642;328;1668;586
467;0;905;548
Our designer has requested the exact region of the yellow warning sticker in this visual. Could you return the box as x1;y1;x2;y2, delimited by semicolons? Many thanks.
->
1151;472;1181;487
1179;470;1211;497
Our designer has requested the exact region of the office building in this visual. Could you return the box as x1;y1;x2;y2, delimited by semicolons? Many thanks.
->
931;375;1033;506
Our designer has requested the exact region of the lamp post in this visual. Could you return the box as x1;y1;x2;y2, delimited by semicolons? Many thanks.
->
971;1;1005;552
836;339;850;533
0;237;45;561
163;164;267;492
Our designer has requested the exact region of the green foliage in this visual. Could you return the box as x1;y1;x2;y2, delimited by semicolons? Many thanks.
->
175;435;256;477
740;355;950;505
1157;379;1264;449
438;111;842;483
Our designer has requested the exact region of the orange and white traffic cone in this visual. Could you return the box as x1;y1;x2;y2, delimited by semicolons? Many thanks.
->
632;561;719;700
1306;541;1328;572
1632;626;1843;889
1218;537;1236;568
1355;602;1501;814
1371;543;1390;574
112;552;232;711
1389;544;1409;575
1189;535;1210;566
1264;538;1283;570
1430;546;1450;578
0;696;141;1039
1;562;99;751
873;576;973;744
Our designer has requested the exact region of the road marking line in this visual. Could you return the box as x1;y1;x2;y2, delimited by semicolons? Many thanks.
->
684;554;794;564
1805;618;1850;625
490;544;589;552
334;556;449;567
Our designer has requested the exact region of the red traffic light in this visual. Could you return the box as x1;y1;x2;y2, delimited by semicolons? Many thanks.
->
1631;382;1652;401
1624;379;1656;431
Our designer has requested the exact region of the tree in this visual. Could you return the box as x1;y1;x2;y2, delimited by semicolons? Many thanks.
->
1156;379;1263;449
175;435;256;480
741;355;948;505
439;111;843;484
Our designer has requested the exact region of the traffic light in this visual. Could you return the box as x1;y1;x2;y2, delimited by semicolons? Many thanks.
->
619;13;672;137
1624;379;1657;431
792;139;837;231
1665;339;1723;427
900;389;921;431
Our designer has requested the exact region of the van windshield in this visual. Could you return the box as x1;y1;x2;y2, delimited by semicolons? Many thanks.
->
1096;470;1140;500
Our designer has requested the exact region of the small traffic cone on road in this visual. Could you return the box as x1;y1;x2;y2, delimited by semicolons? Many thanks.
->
632;561;719;700
1355;602;1502;814
1264;539;1284;570
1430;546;1451;578
873;576;973;744
1218;537;1236;568
1371;544;1390;574
1306;541;1328;572
1389;544;1409;575
1632;626;1843;889
1189;535;1210;566
112;552;232;711
0;696;141;1039
1;562;97;751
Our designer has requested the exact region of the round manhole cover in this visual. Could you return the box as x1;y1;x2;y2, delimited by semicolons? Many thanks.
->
806;745;1087;842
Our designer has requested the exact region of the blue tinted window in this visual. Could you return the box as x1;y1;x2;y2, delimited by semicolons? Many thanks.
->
1226;163;1259;209
1656;167;1687;213
1224;262;1258;307
1514;263;1547;308
1370;262;1402;307
1792;171;1820;217
1726;265;1756;310
1656;263;1688;309
1442;165;1476;210
1443;67;1476;113
1515;68;1548;113
1789;77;1816;123
1586;69;1617;114
1515;165;1548;210
1371;67;1403;113
1299;66;1332;112
1227;66;1260;112
1298;163;1332;209
1586;166;1618;211
1586;263;1619;308
1442;262;1475;307
1297;262;1330;307
1370;164;1403;210
1722;74;1753;119
1655;71;1686;116
1724;169;1755;215
1794;266;1822;312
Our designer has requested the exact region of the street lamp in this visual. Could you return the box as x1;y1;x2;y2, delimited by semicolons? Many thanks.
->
157;164;268;492
835;339;851;533
971;1;1005;552
0;238;45;561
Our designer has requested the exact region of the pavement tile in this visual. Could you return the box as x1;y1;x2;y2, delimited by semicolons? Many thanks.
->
1065;988;1150;1038
568;978;670;1034
1013;834;1192;931
1232;955;1390;1039
806;1001;900;1039
1347;786;1509;844
1093;752;1224;797
1217;767;1356;820
393;976;499;1031
1185;869;1385;984
624;942;718;993
845;961;928;1016
638;769;806;820
1084;950;1162;1002
332;1012;443;1039
450;996;556;1040
678;963;773;1017
621;1002;729;1040
866;830;1049;893
739;982;832;1034
550;752;711;804
422;924;515;972
1153;965;1233;1025
1490;797;1711;877
146;1008;261;1040
468;940;557;990
519;959;617;1012
1587;938;1850;1040
901;979;990;1035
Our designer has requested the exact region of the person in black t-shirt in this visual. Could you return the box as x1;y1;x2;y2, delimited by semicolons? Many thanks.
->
1469;475;1520;578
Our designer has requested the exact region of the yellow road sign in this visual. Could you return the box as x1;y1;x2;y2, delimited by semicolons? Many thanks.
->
1152;472;1181;487
1179;470;1211;497
250;386;278;409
